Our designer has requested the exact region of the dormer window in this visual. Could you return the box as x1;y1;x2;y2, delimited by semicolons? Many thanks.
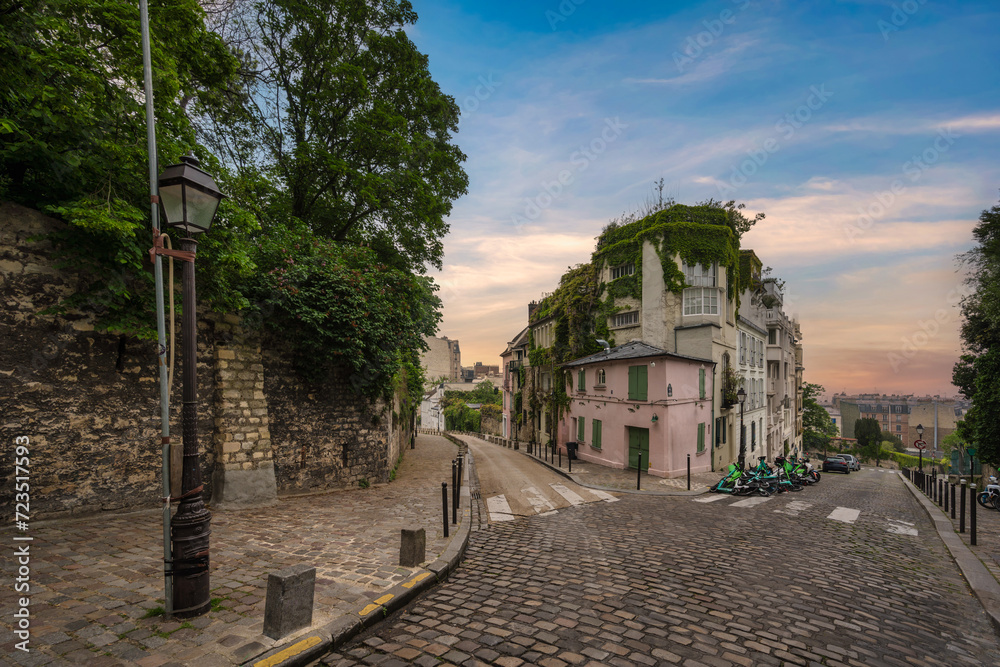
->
610;263;635;280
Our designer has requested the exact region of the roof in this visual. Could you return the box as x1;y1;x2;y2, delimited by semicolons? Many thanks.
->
499;326;530;357
561;341;714;368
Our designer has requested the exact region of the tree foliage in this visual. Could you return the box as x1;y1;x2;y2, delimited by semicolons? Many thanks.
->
954;193;1000;467
855;417;883;466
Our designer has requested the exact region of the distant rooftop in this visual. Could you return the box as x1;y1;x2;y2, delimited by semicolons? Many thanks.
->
561;341;712;368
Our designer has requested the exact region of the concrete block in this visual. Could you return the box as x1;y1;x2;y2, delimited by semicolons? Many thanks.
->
263;564;316;640
399;528;426;567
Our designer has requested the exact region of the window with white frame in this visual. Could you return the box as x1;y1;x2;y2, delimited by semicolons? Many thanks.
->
613;310;639;327
596;368;606;386
610;263;635;280
682;262;718;315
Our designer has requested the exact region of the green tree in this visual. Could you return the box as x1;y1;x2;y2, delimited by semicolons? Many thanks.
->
954;193;1000;467
855;417;884;466
204;0;468;273
801;383;837;454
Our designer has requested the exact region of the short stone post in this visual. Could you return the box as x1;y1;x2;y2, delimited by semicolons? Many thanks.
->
399;528;426;567
263;564;316;639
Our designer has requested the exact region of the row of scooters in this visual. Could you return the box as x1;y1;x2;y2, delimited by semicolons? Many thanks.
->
709;455;820;495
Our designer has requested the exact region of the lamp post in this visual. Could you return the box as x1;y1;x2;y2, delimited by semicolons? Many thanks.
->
157;154;224;617
737;386;747;469
916;423;924;473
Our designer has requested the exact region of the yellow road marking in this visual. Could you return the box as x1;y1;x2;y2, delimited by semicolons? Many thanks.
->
253;636;322;667
359;603;380;616
402;572;431;589
374;593;394;604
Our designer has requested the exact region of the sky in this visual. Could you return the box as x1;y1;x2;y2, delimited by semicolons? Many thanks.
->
405;0;1000;399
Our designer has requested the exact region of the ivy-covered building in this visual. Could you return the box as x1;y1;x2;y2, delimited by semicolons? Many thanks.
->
500;203;805;473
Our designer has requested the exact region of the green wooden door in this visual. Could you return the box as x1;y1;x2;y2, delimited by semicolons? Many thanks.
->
628;427;650;470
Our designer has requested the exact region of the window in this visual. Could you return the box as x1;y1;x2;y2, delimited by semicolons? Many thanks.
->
682;262;718;316
699;368;706;400
697;422;706;453
896;425;901;432
592;419;603;448
577;417;585;442
768;329;777;345
577;369;585;391
596;368;606;386
740;333;746;364
610;263;635;280
628;365;648;401
613;311;639;327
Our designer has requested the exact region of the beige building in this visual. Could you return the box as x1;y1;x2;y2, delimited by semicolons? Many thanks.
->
421;336;461;383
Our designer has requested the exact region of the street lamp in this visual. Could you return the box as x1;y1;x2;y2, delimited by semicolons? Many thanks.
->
916;423;924;473
158;154;224;618
737;386;747;469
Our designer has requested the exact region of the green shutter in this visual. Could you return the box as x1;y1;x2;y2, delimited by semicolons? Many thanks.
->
592;419;602;449
698;422;705;453
578;369;585;391
577;416;585;441
699;368;706;399
629;365;647;401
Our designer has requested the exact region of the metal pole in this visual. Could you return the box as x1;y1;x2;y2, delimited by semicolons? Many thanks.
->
951;482;956;519
943;479;948;511
451;460;457;525
637;452;642;491
140;0;173;619
687;454;691;491
441;483;449;538
971;484;977;546
960;480;966;533
170;238;211;618
559;448;562;468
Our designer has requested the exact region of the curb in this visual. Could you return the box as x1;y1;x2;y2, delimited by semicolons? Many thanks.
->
899;471;1000;635
243;449;474;667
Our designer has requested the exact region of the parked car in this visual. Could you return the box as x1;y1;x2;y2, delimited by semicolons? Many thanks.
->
839;454;860;471
822;455;850;474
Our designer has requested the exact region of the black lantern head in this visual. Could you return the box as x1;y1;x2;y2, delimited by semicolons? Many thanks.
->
158;155;224;236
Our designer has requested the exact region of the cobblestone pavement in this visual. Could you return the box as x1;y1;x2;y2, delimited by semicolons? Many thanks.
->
323;465;1000;666
0;434;462;667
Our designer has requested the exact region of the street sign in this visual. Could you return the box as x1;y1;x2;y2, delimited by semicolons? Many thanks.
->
914;439;927;450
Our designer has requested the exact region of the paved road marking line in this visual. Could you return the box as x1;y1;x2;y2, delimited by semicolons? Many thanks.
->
402;572;431;589
375;594;394;604
486;494;516;522
550;483;586;506
774;500;812;516
589;489;619;503
539;510;559;516
359;603;380;616
693;495;729;503
253;636;323;667
730;496;772;508
522;485;557;514
828;507;861;523
886;519;918;536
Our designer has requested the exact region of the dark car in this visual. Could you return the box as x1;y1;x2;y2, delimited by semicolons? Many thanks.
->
822;455;850;474
840;454;860;471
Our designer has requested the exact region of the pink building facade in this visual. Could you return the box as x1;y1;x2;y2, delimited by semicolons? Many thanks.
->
559;342;715;478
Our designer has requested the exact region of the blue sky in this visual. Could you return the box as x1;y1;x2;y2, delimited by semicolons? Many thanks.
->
407;0;1000;397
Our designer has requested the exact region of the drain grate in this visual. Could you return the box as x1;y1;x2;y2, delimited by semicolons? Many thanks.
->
471;490;481;500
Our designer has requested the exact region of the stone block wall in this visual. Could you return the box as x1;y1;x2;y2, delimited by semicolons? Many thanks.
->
1;202;412;519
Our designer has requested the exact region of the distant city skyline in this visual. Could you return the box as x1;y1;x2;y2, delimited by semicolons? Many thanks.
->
409;0;999;398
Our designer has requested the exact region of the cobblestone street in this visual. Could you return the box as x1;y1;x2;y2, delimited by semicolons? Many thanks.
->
324;466;1000;666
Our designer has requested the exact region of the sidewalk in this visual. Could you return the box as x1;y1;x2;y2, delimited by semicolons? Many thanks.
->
0;434;468;667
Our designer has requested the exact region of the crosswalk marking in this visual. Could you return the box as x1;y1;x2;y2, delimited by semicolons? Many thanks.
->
522;486;556;514
774;500;811;516
886;519;918;536
486;495;516;522
730;496;772;508
693;494;730;503
589;489;619;503
827;507;861;523
550;483;586;506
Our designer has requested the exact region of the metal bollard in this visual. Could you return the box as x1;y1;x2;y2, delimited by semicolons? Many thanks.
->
951;482;956;519
637;452;643;491
452;462;458;526
559;449;562;468
441;482;449;538
960;480;967;533
569;452;572;473
944;479;949;512
971;484;977;546
687;454;691;491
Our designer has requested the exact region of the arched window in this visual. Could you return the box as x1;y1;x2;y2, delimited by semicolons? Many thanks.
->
596;368;606;386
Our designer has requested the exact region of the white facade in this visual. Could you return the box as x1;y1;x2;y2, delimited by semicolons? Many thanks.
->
420;384;446;431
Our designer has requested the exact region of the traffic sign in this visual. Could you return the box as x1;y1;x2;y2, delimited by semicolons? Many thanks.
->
914;439;927;450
